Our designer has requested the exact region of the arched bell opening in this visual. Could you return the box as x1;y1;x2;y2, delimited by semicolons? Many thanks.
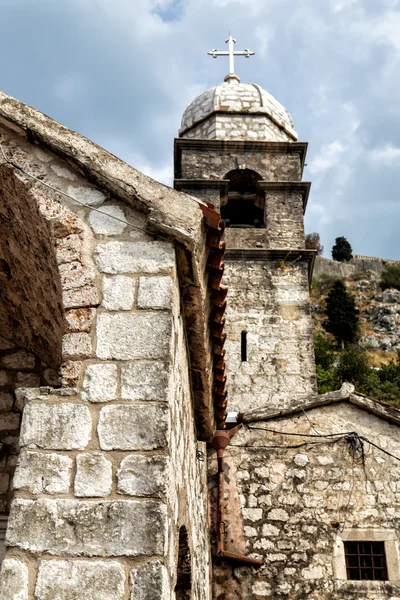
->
221;169;264;228
0;167;64;552
174;525;192;600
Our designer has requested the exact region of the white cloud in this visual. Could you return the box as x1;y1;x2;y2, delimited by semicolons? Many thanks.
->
308;141;346;175
370;144;400;164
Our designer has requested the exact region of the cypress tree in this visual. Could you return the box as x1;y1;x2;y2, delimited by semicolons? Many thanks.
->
323;280;359;346
331;236;353;262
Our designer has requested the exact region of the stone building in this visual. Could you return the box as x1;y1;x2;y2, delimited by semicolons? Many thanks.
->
0;54;400;600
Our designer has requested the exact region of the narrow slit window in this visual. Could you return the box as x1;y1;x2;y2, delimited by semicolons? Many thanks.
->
241;331;247;362
344;541;388;581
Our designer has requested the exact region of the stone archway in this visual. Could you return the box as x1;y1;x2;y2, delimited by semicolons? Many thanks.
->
0;165;64;522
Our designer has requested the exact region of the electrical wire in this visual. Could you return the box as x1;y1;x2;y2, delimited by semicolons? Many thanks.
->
244;423;356;438
0;141;209;237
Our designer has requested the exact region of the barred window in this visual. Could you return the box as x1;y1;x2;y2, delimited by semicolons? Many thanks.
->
344;541;388;581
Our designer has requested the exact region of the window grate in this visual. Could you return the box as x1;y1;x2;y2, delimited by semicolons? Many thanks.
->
344;541;388;581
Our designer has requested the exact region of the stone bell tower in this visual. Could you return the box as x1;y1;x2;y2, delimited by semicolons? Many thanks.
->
174;39;317;415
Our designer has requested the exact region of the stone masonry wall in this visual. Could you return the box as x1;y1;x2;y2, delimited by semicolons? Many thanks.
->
224;260;316;413
210;403;400;600
182;114;293;142
0;128;211;599
179;149;302;184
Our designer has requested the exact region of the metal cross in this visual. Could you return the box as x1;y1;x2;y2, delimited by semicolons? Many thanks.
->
208;35;255;76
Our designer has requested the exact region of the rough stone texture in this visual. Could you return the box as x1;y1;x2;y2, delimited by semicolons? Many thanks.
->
224;261;316;412
82;363;117;403
13;451;72;494
180;78;297;141
88;205;127;235
67;185;106;207
0;558;29;600
96;312;172;360
213;403;400;599
95;241;175;274
62;333;92;360
64;308;96;333
130;560;168;600
101;275;135;310
6;499;166;556
117;454;168;497
120;361;170;401
35;560;125;600
0;167;64;368
137;276;173;310
98;404;169;450
179;146;302;184
75;453;112;497
20;403;92;450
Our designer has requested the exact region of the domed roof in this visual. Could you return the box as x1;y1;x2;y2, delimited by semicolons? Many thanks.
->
179;76;298;141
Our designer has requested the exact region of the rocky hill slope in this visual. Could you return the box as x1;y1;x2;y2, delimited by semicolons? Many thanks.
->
311;257;400;363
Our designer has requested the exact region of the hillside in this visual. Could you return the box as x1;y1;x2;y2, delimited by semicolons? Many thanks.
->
312;259;400;362
310;256;400;404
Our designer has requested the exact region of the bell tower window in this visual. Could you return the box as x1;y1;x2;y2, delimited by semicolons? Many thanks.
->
221;169;264;228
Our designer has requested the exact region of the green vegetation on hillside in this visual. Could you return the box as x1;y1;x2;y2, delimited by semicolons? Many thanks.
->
323;280;359;346
380;264;400;291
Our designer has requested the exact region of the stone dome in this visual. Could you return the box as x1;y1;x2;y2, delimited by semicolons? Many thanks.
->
179;75;298;142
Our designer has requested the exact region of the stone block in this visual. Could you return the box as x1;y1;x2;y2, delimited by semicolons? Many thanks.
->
63;285;99;309
117;454;168;497
65;308;96;333
13;451;72;494
98;404;169;450
0;392;14;413
96;313;171;360
59;262;96;291
102;275;135;310
60;361;82;388
7;499;166;556
0;474;9;494
62;333;92;360
0;413;20;432
0;350;36;370
55;233;83;264
67;185;106;207
88;205;127;235
0;371;9;386
137;276;173;310
82;364;118;403
0;558;29;600
20;403;92;450
36;560;125;600
130;560;168;600
75;453;112;497
95;241;174;274
120;361;169;401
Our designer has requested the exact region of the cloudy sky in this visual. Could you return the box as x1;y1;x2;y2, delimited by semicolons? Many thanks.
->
1;0;400;259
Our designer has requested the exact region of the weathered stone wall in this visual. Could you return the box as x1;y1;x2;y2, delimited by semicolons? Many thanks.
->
224;260;316;413
210;402;400;599
182;114;293;142
314;256;400;279
0;127;211;598
179;149;302;184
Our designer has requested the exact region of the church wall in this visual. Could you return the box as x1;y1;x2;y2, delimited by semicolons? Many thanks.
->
179;148;302;183
210;403;400;600
223;260;316;414
0;129;211;599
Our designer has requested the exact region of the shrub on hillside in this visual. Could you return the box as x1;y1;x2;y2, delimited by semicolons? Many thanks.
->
305;232;324;256
331;236;353;262
323;280;359;346
380;265;400;291
312;274;341;296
